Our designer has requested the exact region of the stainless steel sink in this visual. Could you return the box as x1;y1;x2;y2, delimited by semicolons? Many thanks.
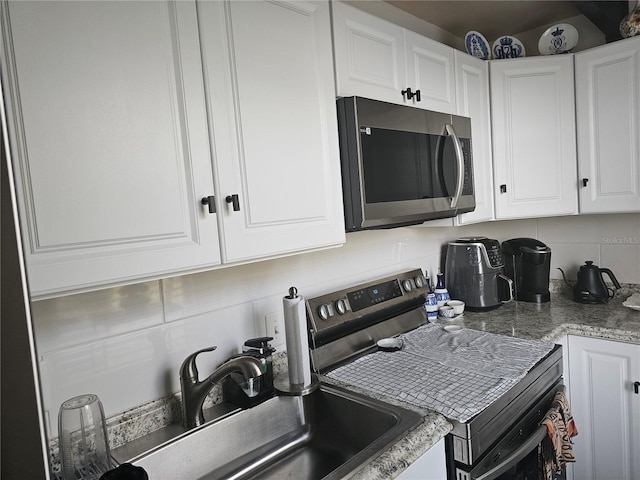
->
128;383;421;479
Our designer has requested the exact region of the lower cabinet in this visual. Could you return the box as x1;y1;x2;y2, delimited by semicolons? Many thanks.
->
396;437;446;480
567;335;640;480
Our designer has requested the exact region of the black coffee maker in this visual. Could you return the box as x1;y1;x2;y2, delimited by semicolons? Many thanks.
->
502;238;552;303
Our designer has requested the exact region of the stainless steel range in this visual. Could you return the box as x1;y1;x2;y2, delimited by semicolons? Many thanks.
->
305;269;563;480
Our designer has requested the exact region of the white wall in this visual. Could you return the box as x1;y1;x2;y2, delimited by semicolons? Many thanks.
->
32;212;639;438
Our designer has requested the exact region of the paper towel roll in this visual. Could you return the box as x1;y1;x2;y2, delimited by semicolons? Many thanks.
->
283;287;312;387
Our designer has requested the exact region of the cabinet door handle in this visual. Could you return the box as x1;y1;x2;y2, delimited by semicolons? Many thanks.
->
500;184;507;194
401;87;420;101
201;196;216;214
582;178;589;187
634;381;640;394
226;194;240;211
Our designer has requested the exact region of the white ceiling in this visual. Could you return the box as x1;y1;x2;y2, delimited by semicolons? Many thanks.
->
384;1;584;39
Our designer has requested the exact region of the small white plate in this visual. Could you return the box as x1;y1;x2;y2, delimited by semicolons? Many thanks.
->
438;313;464;321
377;337;404;351
444;325;463;334
492;36;526;59
538;23;578;55
465;31;491;60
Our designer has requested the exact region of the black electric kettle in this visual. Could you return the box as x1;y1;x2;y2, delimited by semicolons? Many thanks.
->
563;261;622;304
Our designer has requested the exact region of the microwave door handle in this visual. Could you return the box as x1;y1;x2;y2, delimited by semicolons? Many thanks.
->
445;124;464;209
475;424;549;480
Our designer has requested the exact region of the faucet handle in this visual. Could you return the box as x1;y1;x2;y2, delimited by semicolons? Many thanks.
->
180;346;217;382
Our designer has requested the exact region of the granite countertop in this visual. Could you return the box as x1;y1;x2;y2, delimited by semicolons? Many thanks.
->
343;286;640;480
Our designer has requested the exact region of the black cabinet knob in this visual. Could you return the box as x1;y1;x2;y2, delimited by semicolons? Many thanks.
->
201;196;215;214
401;87;421;101
634;381;639;394
582;178;589;187
226;194;240;212
500;184;507;194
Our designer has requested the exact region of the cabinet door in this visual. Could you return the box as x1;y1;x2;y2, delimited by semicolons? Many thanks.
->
575;36;640;213
568;335;640;480
491;56;578;219
404;30;456;113
396;437;446;480
1;1;221;298
198;0;345;263
455;51;494;224
331;1;407;104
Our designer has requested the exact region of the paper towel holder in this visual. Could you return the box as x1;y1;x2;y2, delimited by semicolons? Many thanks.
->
277;285;319;396
274;372;319;396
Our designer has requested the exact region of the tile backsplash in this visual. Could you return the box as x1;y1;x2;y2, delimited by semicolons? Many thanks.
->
32;212;639;439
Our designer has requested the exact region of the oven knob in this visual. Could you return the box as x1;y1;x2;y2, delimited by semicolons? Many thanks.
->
414;275;426;288
402;279;414;292
335;299;347;315
318;304;330;321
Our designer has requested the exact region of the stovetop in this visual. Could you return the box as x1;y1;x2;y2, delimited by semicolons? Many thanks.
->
326;322;555;423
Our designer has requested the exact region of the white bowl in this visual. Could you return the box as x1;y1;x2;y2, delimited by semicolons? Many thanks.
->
377;337;404;351
447;300;465;315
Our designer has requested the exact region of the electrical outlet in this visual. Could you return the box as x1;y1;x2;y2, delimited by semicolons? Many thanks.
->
265;311;285;348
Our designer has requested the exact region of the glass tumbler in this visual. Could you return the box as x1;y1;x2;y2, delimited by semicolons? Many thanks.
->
58;394;112;480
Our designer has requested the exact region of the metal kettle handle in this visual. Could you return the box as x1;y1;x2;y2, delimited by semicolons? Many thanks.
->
445;124;465;209
599;267;621;294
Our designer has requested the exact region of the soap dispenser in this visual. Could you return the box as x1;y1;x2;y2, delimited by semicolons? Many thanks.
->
223;337;276;408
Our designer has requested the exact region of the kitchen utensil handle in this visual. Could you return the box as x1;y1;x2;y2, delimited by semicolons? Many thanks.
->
445;124;464;209
226;194;240;212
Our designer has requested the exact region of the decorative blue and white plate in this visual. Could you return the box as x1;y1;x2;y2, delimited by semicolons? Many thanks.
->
465;31;491;60
492;35;526;59
538;23;578;55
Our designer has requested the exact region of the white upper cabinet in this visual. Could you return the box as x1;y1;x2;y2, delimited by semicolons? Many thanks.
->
331;1;406;104
454;51;494;224
491;56;578;219
332;1;456;113
1;0;344;298
198;0;345;263
1;1;222;298
575;36;640;213
403;30;457;114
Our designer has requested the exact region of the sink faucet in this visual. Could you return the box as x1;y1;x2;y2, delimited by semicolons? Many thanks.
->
180;346;263;429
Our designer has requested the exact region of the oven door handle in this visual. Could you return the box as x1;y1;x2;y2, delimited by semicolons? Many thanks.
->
475;425;549;480
445;124;464;209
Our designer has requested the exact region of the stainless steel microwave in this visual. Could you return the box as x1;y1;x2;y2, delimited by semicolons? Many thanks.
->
336;96;475;231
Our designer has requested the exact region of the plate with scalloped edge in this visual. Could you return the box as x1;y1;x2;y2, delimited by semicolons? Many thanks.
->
492;35;526;59
538;23;578;55
623;292;640;311
465;31;491;60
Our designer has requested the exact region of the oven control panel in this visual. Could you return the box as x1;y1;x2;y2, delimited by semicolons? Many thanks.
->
306;269;429;335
